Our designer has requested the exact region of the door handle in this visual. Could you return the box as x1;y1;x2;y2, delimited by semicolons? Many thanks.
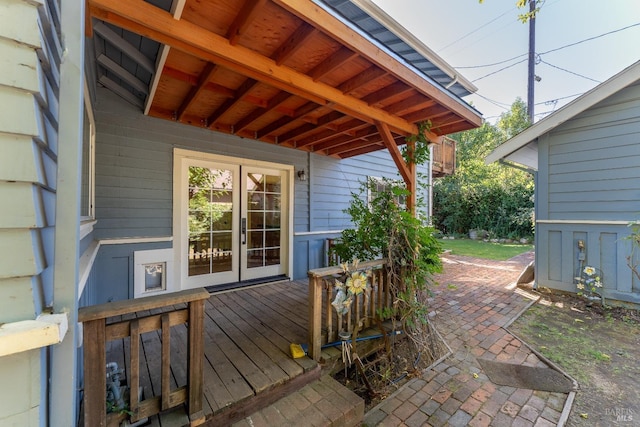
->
241;218;247;245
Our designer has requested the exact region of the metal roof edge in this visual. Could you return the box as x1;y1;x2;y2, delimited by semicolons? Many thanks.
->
349;0;478;95
313;0;482;120
485;60;640;165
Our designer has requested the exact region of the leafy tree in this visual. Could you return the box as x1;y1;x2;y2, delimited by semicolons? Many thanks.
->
432;98;535;239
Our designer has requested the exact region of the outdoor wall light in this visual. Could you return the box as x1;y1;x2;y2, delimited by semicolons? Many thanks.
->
297;169;307;181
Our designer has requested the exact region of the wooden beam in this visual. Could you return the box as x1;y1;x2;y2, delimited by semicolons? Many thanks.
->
162;65;236;98
256;101;319;139
363;81;413;106
227;0;268;46
274;0;482;128
279;110;343;143
338;65;386;94
97;54;148;94
309;47;357;81
376;121;411;185
207;78;258;127
272;22;316;65
233;91;292;132
386;95;435;115
93;21;155;73
99;75;143;108
88;0;420;135
177;62;217;121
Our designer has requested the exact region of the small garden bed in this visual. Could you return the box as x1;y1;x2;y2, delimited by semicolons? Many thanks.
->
332;321;449;412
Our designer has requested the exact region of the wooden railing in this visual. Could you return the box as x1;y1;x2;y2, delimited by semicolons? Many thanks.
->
78;288;210;427
307;259;393;361
432;136;456;177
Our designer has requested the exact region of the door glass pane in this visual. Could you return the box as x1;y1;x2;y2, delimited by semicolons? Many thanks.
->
247;249;264;268
265;230;280;247
188;166;233;276
246;173;281;269
188;232;211;277
248;231;263;249
248;211;263;229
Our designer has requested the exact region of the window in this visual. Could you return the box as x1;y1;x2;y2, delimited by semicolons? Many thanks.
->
367;177;406;209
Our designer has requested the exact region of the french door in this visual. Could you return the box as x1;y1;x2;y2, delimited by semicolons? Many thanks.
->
174;150;290;289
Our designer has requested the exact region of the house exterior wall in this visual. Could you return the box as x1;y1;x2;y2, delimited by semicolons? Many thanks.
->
536;81;640;304
87;88;431;305
0;0;61;424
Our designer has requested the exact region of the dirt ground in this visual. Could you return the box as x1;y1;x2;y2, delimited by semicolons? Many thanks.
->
509;289;640;426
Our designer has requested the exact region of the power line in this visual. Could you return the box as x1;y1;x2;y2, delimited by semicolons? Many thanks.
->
540;60;601;83
540;22;640;56
471;58;528;83
473;92;511;110
455;22;640;69
440;6;517;52
534;92;582;105
456;53;527;69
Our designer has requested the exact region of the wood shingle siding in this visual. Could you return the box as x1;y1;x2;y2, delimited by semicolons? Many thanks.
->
0;0;62;424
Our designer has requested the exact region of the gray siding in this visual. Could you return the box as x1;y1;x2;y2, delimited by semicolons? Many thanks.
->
537;223;639;304
536;80;640;304
92;88;431;301
540;81;640;222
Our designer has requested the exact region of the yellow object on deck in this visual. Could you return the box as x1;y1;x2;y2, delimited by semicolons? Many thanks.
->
289;343;306;359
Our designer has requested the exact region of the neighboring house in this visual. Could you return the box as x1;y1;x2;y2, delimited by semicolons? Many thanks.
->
0;0;481;425
487;60;640;306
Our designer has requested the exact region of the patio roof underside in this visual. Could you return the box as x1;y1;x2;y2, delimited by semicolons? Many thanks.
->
87;0;482;159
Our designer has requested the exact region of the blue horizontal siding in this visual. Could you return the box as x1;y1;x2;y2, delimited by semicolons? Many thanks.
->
537;222;639;304
536;80;640;304
539;81;640;222
92;87;432;293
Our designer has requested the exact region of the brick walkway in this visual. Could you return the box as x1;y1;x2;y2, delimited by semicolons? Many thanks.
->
364;252;573;427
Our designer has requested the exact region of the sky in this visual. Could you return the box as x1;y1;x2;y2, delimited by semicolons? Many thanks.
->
371;0;640;123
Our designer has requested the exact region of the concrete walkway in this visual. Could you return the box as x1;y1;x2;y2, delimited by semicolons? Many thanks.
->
364;252;573;427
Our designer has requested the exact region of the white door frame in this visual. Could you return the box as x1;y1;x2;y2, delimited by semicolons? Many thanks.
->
173;148;293;290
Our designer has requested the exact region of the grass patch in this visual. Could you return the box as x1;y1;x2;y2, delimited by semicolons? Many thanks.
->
438;238;533;260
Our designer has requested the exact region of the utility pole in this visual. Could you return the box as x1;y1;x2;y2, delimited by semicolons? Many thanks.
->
527;0;536;123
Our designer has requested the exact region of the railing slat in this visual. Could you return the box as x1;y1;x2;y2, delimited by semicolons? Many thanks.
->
130;320;141;421
161;313;171;411
325;282;333;344
84;320;106;427
188;299;205;423
308;273;323;361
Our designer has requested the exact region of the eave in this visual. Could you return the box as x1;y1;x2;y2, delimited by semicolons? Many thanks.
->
87;0;482;159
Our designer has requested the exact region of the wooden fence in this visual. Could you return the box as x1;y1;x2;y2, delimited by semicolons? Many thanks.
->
78;288;210;426
307;259;394;361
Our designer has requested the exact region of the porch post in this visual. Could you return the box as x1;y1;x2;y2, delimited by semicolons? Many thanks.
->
51;0;85;425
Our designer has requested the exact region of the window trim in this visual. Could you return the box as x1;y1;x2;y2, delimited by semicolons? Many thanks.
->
81;78;95;222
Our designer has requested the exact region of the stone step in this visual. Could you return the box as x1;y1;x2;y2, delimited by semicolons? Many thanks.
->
231;375;364;427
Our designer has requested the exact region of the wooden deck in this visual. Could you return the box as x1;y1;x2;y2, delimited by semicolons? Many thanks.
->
105;280;319;426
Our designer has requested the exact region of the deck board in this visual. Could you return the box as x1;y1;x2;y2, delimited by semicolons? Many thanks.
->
104;280;319;423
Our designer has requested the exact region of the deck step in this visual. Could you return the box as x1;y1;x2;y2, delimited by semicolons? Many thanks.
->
231;375;364;427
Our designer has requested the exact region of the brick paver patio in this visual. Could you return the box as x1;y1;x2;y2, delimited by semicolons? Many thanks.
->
364;252;573;427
